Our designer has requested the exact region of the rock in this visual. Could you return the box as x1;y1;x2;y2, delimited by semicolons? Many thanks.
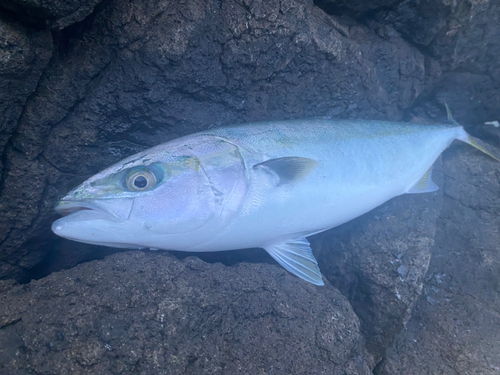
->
375;143;500;374
0;0;499;372
314;0;401;14
379;0;500;72
0;13;52;280
1;0;104;29
0;251;371;375
0;13;52;178
0;0;429;282
378;0;500;125
314;160;443;366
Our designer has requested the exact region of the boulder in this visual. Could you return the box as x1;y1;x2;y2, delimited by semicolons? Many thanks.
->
0;251;371;375
314;160;443;366
1;0;104;29
0;13;52;281
375;144;500;375
0;0;429;282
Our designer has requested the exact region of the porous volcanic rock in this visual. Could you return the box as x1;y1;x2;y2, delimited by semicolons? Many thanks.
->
0;12;52;282
0;13;52;177
314;159;443;366
378;0;500;125
0;251;371;375
1;0;104;29
0;0;430;282
375;142;500;375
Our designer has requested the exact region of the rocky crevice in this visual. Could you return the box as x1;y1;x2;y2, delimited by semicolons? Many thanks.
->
0;0;499;373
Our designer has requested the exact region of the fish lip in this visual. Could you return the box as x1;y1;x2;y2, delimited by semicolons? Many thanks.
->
54;200;120;221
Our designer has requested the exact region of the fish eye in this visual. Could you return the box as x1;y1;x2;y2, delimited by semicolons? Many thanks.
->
126;170;157;192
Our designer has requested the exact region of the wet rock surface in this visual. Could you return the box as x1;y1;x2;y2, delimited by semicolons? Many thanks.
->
314;165;443;366
375;147;500;375
0;0;430;282
0;13;52;177
0;251;371;375
1;0;104;29
0;0;499;373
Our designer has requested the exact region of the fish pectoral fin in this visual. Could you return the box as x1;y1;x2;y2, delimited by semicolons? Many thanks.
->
263;237;324;286
253;157;318;185
407;165;439;194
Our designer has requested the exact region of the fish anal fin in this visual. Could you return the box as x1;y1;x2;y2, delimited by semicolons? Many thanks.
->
253;157;318;185
407;165;439;194
263;237;324;286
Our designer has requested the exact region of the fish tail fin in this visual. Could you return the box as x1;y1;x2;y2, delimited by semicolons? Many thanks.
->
444;103;499;161
457;130;500;161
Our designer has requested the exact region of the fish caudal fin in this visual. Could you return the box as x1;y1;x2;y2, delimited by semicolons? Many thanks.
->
459;133;500;161
446;103;500;161
264;237;324;286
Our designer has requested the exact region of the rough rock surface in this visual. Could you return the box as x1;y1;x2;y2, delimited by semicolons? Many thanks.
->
0;13;52;177
375;145;500;375
0;0;499;373
1;0;104;29
0;12;52;283
0;0;431;282
378;0;500;125
0;251;371;375
314;161;443;366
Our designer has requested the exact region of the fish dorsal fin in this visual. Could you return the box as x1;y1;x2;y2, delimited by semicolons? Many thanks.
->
263;238;324;285
444;102;460;125
407;165;439;194
253;157;318;185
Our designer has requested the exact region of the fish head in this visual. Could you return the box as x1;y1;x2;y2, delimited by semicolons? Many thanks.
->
52;136;248;250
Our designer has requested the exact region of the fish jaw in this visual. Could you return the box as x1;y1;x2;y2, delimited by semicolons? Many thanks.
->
52;198;139;248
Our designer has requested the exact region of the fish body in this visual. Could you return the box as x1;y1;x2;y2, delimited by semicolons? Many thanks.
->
52;119;496;285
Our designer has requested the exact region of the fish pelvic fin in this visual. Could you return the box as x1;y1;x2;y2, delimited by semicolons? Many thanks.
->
458;132;500;162
407;165;439;194
264;237;324;286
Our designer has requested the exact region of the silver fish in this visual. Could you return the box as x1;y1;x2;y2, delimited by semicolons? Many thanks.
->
52;117;498;285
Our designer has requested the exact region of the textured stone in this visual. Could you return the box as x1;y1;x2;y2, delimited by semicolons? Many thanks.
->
1;0;104;29
0;13;52;178
314;162;443;366
0;0;429;281
0;251;371;375
375;142;500;375
378;0;500;125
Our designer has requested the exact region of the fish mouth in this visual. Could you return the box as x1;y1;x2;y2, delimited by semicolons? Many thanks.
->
54;200;124;222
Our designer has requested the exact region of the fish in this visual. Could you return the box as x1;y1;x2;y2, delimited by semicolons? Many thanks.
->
52;115;498;286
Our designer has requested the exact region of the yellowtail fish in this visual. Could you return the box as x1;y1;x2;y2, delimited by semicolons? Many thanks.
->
52;115;498;285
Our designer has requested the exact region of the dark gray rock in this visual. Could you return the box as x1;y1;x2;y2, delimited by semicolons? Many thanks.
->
0;13;52;178
0;0;499;373
0;13;52;280
0;251;371;375
375;144;500;374
314;161;443;367
378;0;500;125
314;0;402;14
379;0;500;72
0;0;429;282
0;0;104;29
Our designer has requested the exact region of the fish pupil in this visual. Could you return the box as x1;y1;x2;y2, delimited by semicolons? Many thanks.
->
134;175;148;188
